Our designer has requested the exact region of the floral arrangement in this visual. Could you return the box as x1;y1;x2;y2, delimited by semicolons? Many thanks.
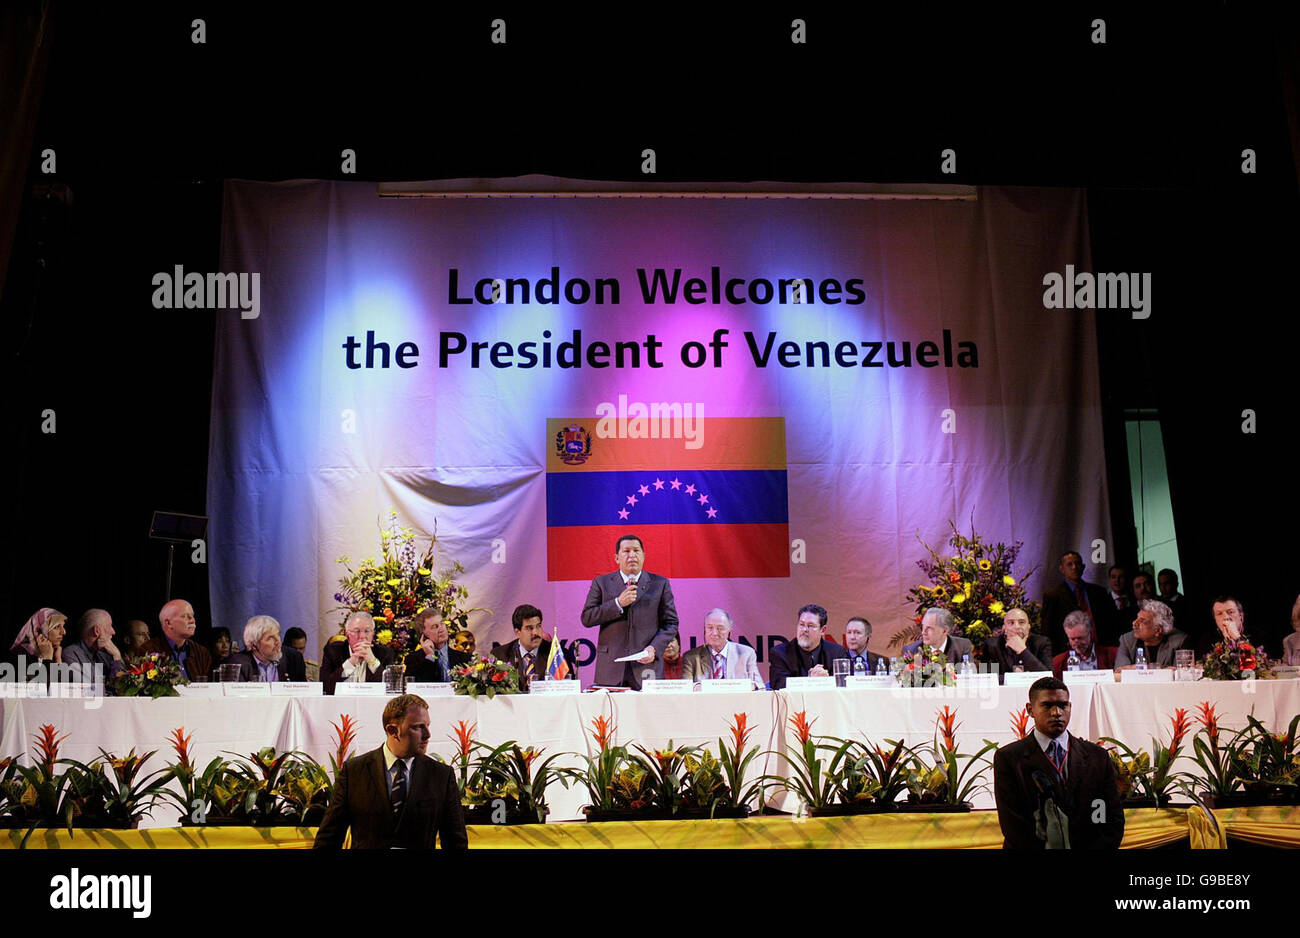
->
895;645;956;687
461;742;567;823
161;727;235;825
333;510;477;658
1101;707;1191;802
1203;639;1273;681
1009;709;1031;740
900;521;1042;652
704;713;765;811
112;652;189;698
564;715;631;813
765;710;858;810
900;706;997;806
450;655;521;699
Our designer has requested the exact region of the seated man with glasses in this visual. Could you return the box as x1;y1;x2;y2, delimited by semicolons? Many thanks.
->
322;611;394;695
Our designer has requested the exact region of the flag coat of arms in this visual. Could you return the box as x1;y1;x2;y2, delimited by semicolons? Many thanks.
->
545;417;789;580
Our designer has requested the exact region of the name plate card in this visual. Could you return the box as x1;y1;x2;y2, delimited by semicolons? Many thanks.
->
176;683;223;698
1120;668;1174;684
1064;669;1117;685
223;683;270;697
955;673;998;688
784;676;836;691
699;678;755;694
844;675;894;689
1002;671;1052;687
48;682;104;698
335;682;385;697
0;682;47;698
640;679;694;694
527;680;582;696
407;682;456;697
270;682;322;696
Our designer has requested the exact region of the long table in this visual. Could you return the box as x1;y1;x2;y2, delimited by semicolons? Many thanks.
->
3;679;1298;825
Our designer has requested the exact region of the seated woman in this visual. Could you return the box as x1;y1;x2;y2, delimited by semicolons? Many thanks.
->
7;608;68;680
1284;593;1300;666
661;635;683;680
209;626;235;669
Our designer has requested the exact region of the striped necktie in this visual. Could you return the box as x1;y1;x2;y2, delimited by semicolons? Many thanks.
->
711;651;725;679
524;651;536;681
390;759;407;816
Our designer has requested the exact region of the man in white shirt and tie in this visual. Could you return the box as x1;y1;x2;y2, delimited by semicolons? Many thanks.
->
681;608;763;689
842;616;884;675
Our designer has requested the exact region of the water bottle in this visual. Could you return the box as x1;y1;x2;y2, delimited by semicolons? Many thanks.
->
1135;647;1148;670
876;658;890;676
890;656;902;675
853;657;867;677
1067;650;1080;672
961;654;973;676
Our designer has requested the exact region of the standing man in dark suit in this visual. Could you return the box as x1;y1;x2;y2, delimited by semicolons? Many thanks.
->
321;611;394;695
139;598;212;681
580;534;678;689
984;607;1053;678
769;604;851;690
314;693;467;850
901;607;974;665
493;604;577;688
224;615;307;682
1041;551;1115;655
404;608;469;683
993;676;1124;849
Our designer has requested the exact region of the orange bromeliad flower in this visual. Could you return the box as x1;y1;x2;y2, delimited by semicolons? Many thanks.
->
1009;709;1030;740
936;706;960;752
1195;701;1220;744
789;710;817;745
590;715;616;751
33;724;68;776
330;714;359;766
520;747;542;769
168;727;194;772
729;713;753;753
1168;708;1191;752
450;720;478;759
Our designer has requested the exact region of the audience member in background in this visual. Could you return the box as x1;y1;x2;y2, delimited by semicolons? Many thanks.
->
842;616;883;675
227;615;307;682
769;603;850;690
1194;595;1252;659
1284;594;1300;666
1157;568;1188;626
1042;551;1115;655
61;609;125;680
140;599;212;680
404;609;467;683
121;619;152;658
492;604;577;687
682;608;763;689
321;611;393;694
284;626;320;680
7;608;67;679
1131;571;1156;603
451;630;476;656
903;607;974;665
984;607;1052;678
661;635;683;679
1051;611;1118;677
1116;600;1187;668
1106;565;1138;630
209;627;234;668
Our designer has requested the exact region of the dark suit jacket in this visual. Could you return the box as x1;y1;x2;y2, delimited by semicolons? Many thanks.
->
321;640;395;695
313;746;467;850
768;638;850;690
404;644;470;683
492;637;577;685
580;570;679;689
1042;580;1117;655
138;636;212;681
1051;645;1118;678
984;634;1054;678
226;647;307;682
993;733;1124;849
901;635;975;666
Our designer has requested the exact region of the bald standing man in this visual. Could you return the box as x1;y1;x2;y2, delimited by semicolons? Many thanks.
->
138;598;212;680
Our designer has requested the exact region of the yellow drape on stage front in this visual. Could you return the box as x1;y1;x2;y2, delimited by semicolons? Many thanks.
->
1214;806;1300;848
1;808;1210;849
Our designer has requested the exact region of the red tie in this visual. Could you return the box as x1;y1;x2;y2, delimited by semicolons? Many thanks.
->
711;652;724;679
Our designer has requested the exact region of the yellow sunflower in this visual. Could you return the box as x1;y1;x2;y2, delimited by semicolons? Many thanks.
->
1003;575;1016;586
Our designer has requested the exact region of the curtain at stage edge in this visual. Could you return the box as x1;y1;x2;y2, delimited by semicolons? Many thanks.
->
1214;805;1300;848
209;183;1111;673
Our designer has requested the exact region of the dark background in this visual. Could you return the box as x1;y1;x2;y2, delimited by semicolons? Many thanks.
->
3;6;1297;654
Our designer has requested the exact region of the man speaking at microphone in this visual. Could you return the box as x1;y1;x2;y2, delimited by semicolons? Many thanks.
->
580;534;678;689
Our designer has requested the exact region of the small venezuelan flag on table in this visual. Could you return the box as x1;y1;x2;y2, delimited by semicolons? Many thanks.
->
545;416;789;581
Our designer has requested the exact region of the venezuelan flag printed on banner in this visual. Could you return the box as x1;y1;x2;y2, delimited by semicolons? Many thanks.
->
546;417;789;580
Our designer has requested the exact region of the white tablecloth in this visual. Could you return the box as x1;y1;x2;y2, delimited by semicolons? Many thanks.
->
3;679;1297;824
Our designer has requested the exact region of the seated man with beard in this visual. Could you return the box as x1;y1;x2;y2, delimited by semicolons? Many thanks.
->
226;615;307;682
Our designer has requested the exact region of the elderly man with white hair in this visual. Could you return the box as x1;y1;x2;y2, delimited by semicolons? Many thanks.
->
225;615;307;682
322;611;394;695
902;607;974;665
681;608;764;689
1116;599;1188;668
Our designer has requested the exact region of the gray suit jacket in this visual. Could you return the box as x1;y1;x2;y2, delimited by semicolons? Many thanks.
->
1115;629;1188;668
580;570;678;688
902;635;974;665
681;641;763;689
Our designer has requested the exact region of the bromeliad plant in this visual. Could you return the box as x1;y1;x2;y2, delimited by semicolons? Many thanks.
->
1180;701;1247;800
900;706;997;806
160;727;238;825
700;712;766;812
838;738;910;807
1101;707;1191;802
1230;712;1300;795
327;714;358;782
1009;709;1031;740
765;710;859;810
565;714;631;813
628;742;700;813
9;725;74;840
221;747;304;824
59;748;172;828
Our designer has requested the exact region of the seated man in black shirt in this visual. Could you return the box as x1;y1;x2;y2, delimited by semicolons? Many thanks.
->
768;603;849;690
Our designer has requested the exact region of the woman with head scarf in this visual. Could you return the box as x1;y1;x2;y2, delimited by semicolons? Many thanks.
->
8;608;68;678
